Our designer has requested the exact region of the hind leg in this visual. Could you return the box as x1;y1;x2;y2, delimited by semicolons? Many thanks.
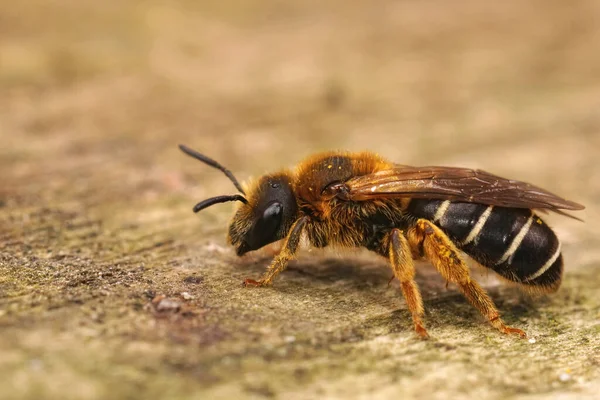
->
407;219;526;337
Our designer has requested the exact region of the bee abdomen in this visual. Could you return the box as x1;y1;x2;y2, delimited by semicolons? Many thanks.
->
406;199;563;290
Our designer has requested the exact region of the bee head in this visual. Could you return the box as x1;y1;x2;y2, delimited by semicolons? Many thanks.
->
227;174;298;256
179;145;298;256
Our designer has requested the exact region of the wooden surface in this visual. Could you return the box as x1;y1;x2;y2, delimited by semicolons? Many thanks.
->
1;1;600;399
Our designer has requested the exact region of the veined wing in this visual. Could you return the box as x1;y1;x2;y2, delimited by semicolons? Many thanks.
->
344;166;584;213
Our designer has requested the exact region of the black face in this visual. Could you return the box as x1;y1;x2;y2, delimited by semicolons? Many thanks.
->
230;175;298;256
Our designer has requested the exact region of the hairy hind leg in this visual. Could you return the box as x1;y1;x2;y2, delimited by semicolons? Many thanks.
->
387;229;428;338
407;219;526;338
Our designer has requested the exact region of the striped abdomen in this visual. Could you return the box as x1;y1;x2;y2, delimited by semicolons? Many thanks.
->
406;199;563;291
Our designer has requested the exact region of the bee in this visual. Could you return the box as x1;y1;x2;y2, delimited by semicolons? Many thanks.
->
179;144;584;338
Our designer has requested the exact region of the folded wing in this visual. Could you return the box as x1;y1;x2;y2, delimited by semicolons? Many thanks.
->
344;166;584;214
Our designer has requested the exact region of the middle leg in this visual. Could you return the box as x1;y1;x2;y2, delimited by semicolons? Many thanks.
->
386;228;428;338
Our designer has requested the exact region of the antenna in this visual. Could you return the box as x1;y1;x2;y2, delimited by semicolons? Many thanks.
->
179;144;246;195
192;194;248;213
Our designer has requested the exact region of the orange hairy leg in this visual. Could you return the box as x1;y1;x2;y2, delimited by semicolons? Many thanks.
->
407;219;526;338
243;217;309;287
387;229;428;338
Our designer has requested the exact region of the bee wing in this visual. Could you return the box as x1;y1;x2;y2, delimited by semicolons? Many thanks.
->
344;166;585;212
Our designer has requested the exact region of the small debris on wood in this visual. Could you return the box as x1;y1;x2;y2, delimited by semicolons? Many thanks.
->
149;295;181;313
559;372;572;382
181;292;194;300
204;242;229;254
284;335;296;344
183;275;204;285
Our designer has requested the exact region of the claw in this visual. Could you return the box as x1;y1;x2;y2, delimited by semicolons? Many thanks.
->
503;326;527;338
387;275;395;287
243;278;271;287
415;323;430;339
243;278;262;287
490;315;527;338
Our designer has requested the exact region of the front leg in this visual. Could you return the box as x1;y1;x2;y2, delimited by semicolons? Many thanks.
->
244;216;309;287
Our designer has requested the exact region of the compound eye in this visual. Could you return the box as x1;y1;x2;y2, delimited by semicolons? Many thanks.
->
245;202;283;251
256;202;282;236
262;201;282;221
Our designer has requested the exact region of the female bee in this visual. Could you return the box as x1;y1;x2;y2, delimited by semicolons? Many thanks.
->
179;144;584;338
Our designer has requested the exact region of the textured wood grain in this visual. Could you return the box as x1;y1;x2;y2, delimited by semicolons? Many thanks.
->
1;1;600;399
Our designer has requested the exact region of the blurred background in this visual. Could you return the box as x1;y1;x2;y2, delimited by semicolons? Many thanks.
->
3;1;599;184
1;1;599;399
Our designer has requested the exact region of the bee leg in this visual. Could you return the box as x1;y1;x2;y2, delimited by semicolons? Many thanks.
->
387;229;428;338
243;216;309;287
407;219;526;338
